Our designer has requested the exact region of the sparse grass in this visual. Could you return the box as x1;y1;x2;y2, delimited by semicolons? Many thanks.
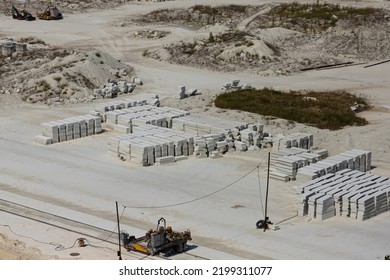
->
214;88;369;130
265;2;379;32
36;80;51;92
140;4;251;26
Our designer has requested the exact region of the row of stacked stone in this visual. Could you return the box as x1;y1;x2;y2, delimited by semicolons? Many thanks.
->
269;146;325;182
273;133;314;151
296;149;372;181
170;115;267;152
268;133;327;181
296;167;390;221
35;114;102;145
95;100;190;133
107;124;195;166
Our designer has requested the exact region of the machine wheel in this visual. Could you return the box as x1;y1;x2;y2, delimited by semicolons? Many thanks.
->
256;219;265;229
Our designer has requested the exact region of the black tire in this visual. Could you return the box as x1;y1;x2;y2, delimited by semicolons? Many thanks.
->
256;220;264;229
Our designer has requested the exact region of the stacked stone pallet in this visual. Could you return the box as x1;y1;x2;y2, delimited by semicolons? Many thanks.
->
273;133;314;151
107;125;195;166
193;137;208;158
102;104;189;132
296;168;390;221
297;149;372;181
269;144;323;181
171;114;248;136
35;114;102;145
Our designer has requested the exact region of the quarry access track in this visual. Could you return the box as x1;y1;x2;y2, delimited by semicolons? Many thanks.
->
0;197;204;260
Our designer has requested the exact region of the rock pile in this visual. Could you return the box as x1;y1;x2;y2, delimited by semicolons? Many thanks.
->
94;79;136;99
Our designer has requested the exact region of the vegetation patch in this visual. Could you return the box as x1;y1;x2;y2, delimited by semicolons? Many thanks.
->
214;88;369;130
138;4;259;28
262;2;380;33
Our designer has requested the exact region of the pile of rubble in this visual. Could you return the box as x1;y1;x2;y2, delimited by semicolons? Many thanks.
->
178;86;199;100
221;80;254;92
130;29;170;39
93;79;138;99
0;38;27;57
296;168;389;221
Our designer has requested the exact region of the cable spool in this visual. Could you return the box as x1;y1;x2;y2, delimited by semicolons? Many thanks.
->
77;238;86;247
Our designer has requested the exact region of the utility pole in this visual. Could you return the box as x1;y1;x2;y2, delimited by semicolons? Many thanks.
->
263;151;271;232
256;150;272;231
116;201;122;260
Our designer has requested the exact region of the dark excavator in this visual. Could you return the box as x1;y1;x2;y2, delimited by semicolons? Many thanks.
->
12;5;36;21
36;6;63;20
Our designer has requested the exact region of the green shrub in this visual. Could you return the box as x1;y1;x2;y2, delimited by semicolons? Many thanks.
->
215;88;369;130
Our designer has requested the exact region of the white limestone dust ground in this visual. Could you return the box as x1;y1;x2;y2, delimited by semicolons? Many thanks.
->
1;0;390;260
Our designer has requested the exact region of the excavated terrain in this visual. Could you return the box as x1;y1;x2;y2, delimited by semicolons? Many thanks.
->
139;3;390;75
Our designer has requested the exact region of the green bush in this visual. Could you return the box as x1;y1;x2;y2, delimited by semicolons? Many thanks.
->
214;88;369;130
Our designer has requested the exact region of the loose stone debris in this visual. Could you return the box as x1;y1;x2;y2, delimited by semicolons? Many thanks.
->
0;38;28;56
221;80;254;92
94;79;136;99
178;86;199;100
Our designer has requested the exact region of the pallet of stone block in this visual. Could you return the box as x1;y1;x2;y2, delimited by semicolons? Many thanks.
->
333;188;355;216
112;124;131;134
40;122;60;143
175;155;188;162
315;195;335;220
247;123;264;134
141;138;163;159
105;110;129;125
120;99;139;108
375;186;390;215
296;173;336;194
54;119;74;141
171;115;247;134
347;180;378;194
118;139;132;160
307;192;328;219
356;194;377;220
340;149;372;172
139;115;167;127
155;156;175;165
296;167;320;181
209;150;223;159
215;140;228;153
269;170;291;182
129;142;154;166
107;135;128;157
79;115;99;135
79;114;102;134
296;191;317;216
234;140;247;151
34;135;53;145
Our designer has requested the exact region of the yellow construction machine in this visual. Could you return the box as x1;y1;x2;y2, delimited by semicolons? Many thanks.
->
37;6;63;20
120;217;191;256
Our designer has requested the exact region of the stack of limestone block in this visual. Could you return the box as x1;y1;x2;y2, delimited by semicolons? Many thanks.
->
35;114;102;145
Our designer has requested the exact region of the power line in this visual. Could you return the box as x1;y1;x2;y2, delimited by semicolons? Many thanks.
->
121;154;268;210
